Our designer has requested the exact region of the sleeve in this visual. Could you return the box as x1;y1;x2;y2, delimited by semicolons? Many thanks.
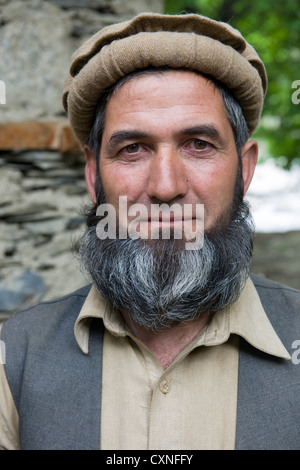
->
0;322;20;450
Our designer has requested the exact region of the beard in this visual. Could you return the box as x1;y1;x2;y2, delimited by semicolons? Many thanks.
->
75;171;255;331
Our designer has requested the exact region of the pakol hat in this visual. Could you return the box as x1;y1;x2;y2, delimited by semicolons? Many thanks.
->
63;12;267;145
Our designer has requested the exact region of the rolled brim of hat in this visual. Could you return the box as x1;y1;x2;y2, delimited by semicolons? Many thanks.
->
63;12;267;145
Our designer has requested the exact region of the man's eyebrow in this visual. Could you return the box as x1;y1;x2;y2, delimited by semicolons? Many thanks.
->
106;130;149;150
106;125;228;151
177;125;228;147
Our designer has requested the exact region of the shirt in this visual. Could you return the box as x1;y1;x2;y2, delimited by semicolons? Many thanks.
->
0;277;290;450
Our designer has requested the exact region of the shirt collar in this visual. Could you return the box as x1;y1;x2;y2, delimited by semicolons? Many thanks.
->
74;277;290;360
203;278;290;359
74;285;129;354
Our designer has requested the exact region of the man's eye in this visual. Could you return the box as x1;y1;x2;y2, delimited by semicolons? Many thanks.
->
125;143;140;153
193;139;208;150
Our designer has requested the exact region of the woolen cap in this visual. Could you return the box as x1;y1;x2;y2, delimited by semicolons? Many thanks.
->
63;12;267;145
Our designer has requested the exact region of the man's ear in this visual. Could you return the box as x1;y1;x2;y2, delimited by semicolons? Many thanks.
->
84;145;98;203
241;140;258;196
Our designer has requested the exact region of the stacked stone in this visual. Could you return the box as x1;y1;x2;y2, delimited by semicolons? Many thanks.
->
0;0;163;320
0;148;89;321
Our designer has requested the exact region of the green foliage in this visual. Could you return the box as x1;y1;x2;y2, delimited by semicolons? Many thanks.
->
164;0;300;167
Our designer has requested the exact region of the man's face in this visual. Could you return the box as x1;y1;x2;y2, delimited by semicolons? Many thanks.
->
80;69;257;330
98;70;241;235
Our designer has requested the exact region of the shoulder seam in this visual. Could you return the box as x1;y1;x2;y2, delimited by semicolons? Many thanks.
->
254;282;300;294
16;288;90;315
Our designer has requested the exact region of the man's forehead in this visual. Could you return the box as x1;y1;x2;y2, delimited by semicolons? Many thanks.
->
105;69;223;115
110;68;218;97
102;70;232;143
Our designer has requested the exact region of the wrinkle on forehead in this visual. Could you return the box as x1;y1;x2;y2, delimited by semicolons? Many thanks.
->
103;70;234;147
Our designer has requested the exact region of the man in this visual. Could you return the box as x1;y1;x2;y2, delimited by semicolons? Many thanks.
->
0;12;299;450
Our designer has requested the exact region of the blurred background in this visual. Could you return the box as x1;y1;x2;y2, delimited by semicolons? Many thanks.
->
0;0;299;320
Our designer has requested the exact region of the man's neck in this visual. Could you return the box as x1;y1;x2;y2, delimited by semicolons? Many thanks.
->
120;310;211;369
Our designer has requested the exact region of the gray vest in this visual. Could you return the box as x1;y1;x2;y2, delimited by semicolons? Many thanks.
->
2;274;300;449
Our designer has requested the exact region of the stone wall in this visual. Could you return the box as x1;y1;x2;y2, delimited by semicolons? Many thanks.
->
0;0;163;123
0;0;163;320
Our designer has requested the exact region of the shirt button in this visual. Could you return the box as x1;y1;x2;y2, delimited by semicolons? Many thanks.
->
159;379;171;394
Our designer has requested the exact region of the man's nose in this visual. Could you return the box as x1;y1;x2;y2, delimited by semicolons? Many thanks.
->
146;148;189;202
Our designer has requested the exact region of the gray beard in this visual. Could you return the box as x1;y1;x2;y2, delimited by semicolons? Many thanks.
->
76;192;255;331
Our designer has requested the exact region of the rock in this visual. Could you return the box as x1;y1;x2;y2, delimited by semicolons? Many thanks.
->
111;0;163;16
47;0;163;14
5;150;63;163
47;0;111;9
0;187;87;220
39;250;88;301
0;168;23;206
24;218;69;235
65;9;130;39
0;268;47;314
64;1;163;39
1;211;60;224
0;222;29;242
22;178;57;191
0;198;57;221
0;0;163;124
22;214;83;235
58;180;87;194
0;1;74;122
45;231;75;257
